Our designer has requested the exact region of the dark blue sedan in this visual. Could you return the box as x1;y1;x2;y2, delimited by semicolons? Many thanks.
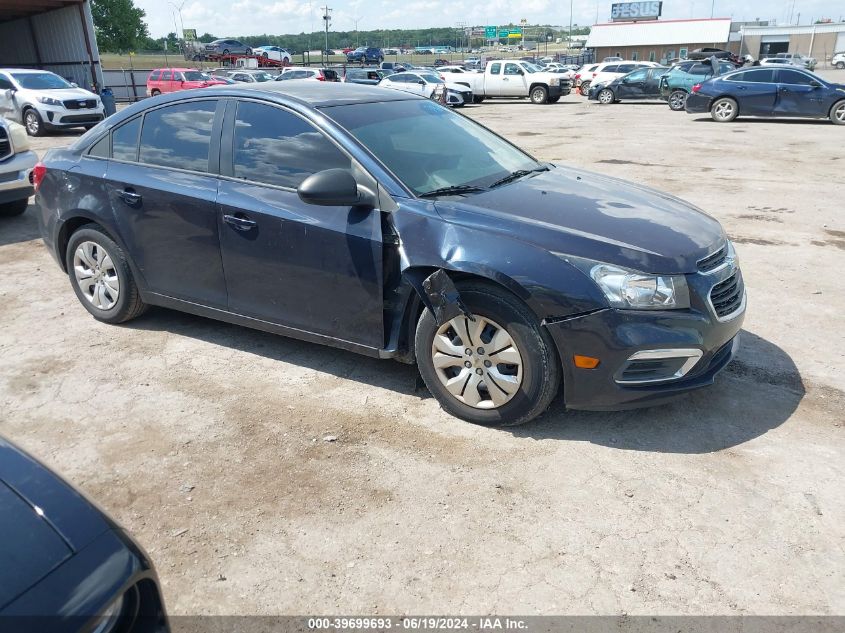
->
685;66;845;124
0;437;169;632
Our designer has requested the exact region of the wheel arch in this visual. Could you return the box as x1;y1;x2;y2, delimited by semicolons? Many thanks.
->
829;98;845;118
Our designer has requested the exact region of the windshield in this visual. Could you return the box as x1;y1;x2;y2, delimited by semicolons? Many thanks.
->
12;72;73;90
325;99;539;196
183;71;208;81
253;72;274;82
522;63;540;73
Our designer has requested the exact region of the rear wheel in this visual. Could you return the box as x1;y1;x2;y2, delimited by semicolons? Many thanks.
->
579;81;590;95
472;96;485;104
830;100;845;125
598;88;614;104
530;85;549;104
66;225;147;324
668;89;687;111
245;48;253;55
0;198;28;217
222;49;229;56
837;62;845;70
711;97;738;122
415;281;560;426
150;89;161;96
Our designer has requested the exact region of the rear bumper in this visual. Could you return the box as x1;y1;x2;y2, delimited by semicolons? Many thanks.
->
0;149;37;203
545;300;745;410
685;93;711;114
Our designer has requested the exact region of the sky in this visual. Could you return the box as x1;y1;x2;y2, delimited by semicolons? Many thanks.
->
138;0;842;38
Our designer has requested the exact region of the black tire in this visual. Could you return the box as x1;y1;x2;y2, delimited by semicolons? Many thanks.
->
710;96;739;122
245;48;253;55
548;96;560;103
530;85;549;104
222;49;229;56
472;96;484;104
579;80;590;95
261;51;269;58
151;89;161;96
0;198;28;217
598;88;615;104
830;99;845;125
837;62;845;70
65;224;147;324
414;281;560;427
668;89;687;111
23;108;44;137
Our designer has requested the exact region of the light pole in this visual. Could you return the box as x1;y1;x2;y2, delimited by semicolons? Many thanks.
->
353;16;362;47
168;0;186;38
569;0;573;51
322;6;332;61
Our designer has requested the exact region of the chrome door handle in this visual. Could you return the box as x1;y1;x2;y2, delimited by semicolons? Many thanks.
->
118;189;141;204
223;214;256;231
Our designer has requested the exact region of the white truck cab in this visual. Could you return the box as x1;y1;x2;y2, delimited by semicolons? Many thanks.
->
462;60;571;104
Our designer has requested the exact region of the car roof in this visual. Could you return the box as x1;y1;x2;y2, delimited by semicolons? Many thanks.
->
153;67;199;72
216;81;421;107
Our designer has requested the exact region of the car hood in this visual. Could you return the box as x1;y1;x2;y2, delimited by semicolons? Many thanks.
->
446;81;471;92
433;164;725;274
29;87;98;100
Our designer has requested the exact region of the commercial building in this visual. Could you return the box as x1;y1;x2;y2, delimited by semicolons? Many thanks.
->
737;23;845;63
585;17;732;64
0;0;103;92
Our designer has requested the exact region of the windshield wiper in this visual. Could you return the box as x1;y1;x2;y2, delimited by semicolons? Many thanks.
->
488;165;550;189
418;184;487;198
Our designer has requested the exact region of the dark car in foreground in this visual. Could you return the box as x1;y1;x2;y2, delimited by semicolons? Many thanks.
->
686;66;845;124
35;83;745;426
0;437;169;632
588;66;668;103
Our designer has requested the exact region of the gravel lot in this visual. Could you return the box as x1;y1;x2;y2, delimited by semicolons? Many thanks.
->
2;74;844;616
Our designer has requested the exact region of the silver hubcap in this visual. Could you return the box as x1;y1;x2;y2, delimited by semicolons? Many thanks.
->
532;89;544;102
73;241;120;310
835;104;845;123
599;90;612;103
714;100;734;120
431;315;523;409
670;93;684;108
25;112;38;134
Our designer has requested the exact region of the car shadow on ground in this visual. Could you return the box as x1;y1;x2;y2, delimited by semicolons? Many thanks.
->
0;205;40;248
690;116;833;125
128;308;802;454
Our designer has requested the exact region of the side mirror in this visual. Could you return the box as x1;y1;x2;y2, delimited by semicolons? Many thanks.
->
297;169;374;207
418;80;426;85
4;88;14;98
810;80;821;88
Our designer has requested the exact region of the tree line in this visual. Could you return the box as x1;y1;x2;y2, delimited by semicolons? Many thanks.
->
91;0;590;54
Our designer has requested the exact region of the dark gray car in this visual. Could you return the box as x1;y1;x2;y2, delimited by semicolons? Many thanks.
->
204;39;252;57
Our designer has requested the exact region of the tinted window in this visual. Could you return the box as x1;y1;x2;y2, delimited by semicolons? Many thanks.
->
0;74;12;90
624;69;648;81
139;101;216;172
490;63;501;75
603;65;619;73
162;71;172;81
617;64;636;73
688;64;712;76
778;69;815;85
88;135;109;158
149;70;161;81
112;117;141;161
741;69;776;83
232;101;351;189
504;63;521;75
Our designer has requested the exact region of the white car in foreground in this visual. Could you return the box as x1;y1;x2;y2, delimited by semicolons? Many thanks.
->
253;46;292;64
379;71;472;107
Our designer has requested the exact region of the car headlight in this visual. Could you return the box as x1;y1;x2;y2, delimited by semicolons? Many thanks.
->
7;121;30;151
549;77;560;85
37;96;62;106
564;256;690;310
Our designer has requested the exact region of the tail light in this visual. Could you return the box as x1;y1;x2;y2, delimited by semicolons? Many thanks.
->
317;73;325;81
592;72;597;77
32;162;47;191
574;73;581;79
691;83;702;93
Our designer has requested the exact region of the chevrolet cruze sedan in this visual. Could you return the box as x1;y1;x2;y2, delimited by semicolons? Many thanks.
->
34;83;745;426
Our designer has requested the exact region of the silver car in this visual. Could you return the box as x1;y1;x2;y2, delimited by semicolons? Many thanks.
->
0;69;104;136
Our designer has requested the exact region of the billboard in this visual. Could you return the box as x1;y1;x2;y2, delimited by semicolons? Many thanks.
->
610;1;662;21
182;28;197;40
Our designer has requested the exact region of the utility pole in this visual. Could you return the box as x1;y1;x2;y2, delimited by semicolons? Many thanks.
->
353;16;362;47
569;0;573;50
322;5;332;61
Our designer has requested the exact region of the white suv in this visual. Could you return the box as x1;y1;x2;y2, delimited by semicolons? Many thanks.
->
0;69;104;136
833;52;845;69
0;117;38;216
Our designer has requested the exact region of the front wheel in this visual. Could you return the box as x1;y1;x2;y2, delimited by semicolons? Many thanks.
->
23;109;44;136
837;62;845;70
472;96;484;104
548;96;560;103
66;225;148;324
415;282;560;426
831;100;845;125
598;88;614;104
530;85;549;104
711;97;738;122
668;90;687;111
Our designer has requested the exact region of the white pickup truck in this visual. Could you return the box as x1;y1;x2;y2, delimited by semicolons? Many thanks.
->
456;60;571;104
0;117;37;216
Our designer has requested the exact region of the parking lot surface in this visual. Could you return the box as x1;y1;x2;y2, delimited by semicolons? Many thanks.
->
1;77;844;615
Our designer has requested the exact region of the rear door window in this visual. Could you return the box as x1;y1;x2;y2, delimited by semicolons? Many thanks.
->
112;117;141;161
778;69;815;85
741;69;776;83
139;101;217;172
603;65;619;73
617;64;636;73
161;70;172;81
232;101;350;189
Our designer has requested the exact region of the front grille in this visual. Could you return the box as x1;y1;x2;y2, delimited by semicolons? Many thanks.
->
710;271;744;318
0;127;10;161
63;99;97;110
698;245;727;272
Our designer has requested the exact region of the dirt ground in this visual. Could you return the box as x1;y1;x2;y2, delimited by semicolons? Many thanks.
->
1;73;844;616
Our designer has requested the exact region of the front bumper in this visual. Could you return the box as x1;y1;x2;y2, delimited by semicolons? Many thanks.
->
684;93;711;114
545;275;745;410
35;103;105;129
0;149;37;204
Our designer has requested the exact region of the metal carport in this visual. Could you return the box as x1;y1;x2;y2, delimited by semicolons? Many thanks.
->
0;0;103;92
